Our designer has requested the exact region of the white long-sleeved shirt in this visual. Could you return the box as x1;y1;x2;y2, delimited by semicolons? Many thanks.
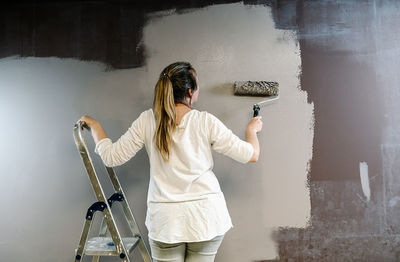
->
95;108;254;243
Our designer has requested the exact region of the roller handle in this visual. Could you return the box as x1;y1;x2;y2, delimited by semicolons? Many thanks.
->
253;104;260;117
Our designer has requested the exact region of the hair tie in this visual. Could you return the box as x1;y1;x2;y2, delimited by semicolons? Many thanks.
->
162;73;171;80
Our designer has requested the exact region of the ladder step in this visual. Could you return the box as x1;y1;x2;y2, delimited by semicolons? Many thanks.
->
82;237;140;256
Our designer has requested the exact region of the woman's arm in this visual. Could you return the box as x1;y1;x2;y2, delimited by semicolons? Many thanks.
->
76;112;147;167
90;122;108;144
246;116;263;162
208;113;262;164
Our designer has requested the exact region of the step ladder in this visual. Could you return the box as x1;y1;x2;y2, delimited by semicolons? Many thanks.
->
73;122;152;262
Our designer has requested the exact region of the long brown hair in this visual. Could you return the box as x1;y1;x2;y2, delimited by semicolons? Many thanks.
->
153;62;198;162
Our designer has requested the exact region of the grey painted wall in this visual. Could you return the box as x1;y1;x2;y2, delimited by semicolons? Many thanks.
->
0;3;312;262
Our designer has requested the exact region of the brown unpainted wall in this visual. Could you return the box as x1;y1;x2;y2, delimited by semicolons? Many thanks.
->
267;0;400;261
0;1;245;69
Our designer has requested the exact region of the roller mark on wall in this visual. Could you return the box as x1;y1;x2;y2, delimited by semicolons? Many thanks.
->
388;196;400;208
360;161;370;202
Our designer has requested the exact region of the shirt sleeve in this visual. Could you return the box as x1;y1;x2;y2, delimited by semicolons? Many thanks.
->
207;113;254;163
94;110;147;167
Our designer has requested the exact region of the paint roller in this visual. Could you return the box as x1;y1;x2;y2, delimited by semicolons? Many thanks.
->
233;81;279;116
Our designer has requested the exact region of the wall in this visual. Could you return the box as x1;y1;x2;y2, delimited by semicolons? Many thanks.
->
0;2;312;261
269;0;400;260
2;0;400;261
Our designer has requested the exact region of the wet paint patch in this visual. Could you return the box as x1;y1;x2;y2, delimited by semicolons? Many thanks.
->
143;3;313;260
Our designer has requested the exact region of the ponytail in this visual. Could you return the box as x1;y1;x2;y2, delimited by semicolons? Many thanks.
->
152;62;197;162
153;74;177;162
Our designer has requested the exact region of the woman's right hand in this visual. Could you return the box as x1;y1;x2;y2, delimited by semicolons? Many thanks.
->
246;116;262;162
247;116;263;133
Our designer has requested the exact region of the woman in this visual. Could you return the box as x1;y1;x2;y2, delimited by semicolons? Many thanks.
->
76;61;262;262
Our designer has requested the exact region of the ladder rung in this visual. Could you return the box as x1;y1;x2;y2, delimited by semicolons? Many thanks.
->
81;237;140;256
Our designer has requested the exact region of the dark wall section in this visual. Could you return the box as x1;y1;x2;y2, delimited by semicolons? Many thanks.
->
267;1;400;261
298;0;383;183
269;0;383;182
1;0;255;69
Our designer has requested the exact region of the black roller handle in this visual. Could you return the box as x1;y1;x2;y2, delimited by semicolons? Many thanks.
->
253;104;260;117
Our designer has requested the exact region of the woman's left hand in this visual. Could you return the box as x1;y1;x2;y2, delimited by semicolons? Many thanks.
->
76;114;99;130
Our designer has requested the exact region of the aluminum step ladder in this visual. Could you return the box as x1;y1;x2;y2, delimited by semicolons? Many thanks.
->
73;122;152;262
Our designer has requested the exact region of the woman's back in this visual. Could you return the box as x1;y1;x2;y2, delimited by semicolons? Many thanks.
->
95;107;254;203
78;61;262;257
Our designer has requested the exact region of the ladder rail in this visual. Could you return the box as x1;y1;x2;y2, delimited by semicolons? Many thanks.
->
75;219;92;261
73;122;152;262
105;166;152;262
73;123;130;261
